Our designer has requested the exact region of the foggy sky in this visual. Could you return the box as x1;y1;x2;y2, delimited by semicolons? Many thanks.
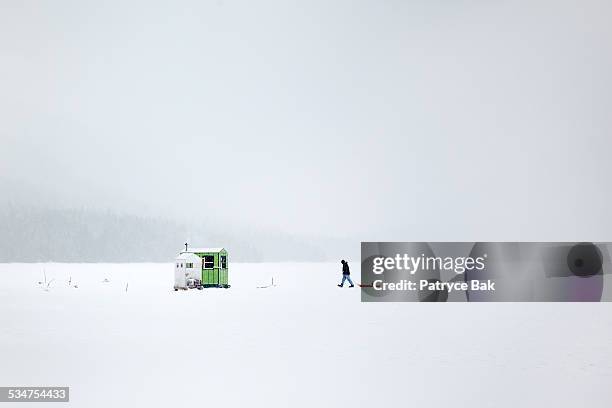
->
2;0;612;243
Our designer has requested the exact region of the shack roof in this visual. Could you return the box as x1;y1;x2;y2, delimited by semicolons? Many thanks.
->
175;252;202;261
182;247;226;254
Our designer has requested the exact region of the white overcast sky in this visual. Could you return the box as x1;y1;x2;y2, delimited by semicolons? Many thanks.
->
1;0;611;240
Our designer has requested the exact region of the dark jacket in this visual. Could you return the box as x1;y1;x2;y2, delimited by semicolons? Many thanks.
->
342;262;350;275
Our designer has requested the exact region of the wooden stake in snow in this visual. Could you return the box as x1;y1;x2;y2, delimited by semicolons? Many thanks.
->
257;277;277;289
38;268;54;291
43;278;54;292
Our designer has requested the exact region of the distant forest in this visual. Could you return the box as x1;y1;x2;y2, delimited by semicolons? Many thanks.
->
0;206;355;263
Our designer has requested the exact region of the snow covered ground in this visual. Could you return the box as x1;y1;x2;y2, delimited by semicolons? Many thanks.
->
1;263;611;407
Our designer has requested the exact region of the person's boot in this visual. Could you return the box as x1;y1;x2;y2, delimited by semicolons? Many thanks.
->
337;284;343;287
349;284;355;288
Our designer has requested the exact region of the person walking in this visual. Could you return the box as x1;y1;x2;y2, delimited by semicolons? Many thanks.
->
338;260;354;287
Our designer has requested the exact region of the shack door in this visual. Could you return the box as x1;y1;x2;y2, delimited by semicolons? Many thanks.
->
202;255;215;284
219;254;228;285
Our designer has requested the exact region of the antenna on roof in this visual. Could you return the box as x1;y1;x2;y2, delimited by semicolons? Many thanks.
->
185;242;188;251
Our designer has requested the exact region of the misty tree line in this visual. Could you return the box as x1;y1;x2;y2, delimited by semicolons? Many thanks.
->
0;206;353;262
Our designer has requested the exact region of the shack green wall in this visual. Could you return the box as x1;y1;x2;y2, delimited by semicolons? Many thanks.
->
194;250;228;286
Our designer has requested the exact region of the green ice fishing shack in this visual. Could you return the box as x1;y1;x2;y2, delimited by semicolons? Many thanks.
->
174;245;230;290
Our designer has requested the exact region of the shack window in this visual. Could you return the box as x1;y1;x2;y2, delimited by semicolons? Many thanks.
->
220;255;227;269
186;263;193;269
203;255;214;269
